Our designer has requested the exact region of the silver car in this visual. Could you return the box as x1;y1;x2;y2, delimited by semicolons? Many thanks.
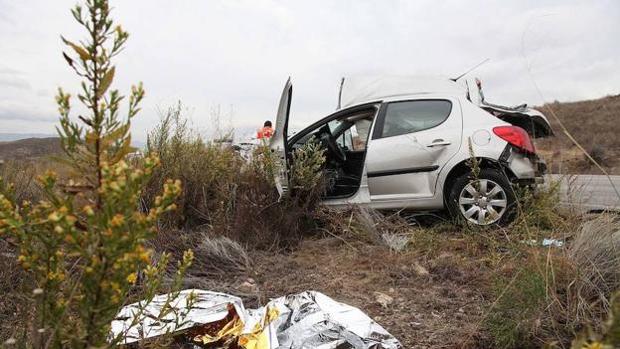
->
270;76;552;225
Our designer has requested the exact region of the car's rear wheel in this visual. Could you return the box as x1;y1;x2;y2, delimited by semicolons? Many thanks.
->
447;168;517;226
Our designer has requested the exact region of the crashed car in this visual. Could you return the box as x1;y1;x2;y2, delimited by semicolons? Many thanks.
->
270;76;552;226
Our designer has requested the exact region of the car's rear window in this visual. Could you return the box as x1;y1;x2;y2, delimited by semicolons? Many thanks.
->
381;100;452;138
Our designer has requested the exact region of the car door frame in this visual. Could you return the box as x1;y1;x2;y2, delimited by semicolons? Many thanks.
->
270;78;292;197
288;102;381;206
364;95;463;205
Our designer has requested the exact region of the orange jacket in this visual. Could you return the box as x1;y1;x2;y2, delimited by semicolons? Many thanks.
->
257;126;274;139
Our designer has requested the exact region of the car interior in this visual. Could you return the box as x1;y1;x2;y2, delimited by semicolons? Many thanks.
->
291;107;377;198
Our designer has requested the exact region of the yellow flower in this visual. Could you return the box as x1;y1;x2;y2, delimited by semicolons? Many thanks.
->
111;294;120;304
65;215;77;224
126;272;137;284
110;214;125;227
583;342;604;349
136;246;151;263
130;169;143;180
48;212;61;222
83;205;95;216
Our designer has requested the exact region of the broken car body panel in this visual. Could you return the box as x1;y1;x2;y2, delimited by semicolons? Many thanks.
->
467;77;554;138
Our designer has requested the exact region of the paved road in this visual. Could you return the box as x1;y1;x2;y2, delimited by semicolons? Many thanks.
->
547;174;620;213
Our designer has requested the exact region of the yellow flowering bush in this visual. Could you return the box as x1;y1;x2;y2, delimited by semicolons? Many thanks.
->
0;1;192;347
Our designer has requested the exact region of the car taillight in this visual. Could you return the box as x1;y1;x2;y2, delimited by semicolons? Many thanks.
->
493;126;536;154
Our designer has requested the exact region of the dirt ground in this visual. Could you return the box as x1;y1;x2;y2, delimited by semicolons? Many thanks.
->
242;235;495;348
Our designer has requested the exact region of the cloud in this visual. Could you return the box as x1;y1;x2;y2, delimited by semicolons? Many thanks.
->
0;0;618;140
0;105;56;122
0;66;31;90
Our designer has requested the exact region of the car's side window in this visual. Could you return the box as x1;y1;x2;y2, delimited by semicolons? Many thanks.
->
380;100;452;138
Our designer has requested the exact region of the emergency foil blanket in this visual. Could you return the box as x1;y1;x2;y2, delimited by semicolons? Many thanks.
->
111;289;401;348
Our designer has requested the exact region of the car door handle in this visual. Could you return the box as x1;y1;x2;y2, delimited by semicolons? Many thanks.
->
427;139;451;147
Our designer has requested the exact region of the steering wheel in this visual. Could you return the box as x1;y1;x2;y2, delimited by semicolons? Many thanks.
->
320;131;347;163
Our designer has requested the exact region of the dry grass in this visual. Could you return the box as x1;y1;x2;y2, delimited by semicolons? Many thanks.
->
0;238;31;343
149;230;252;293
483;212;620;348
0;160;44;204
567;214;620;322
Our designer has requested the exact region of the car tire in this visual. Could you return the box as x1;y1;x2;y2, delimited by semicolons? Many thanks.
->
447;168;517;226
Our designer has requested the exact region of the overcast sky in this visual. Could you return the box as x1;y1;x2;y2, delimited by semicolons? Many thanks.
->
0;0;619;141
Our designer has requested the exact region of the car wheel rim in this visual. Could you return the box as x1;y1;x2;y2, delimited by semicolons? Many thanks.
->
458;179;508;225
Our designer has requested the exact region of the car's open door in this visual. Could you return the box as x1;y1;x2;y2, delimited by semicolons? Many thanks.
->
269;78;292;198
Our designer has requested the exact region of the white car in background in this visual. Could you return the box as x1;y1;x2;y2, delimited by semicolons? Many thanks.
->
270;76;552;225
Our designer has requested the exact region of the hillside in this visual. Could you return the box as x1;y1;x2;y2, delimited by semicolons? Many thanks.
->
0;137;62;161
535;94;620;174
0;133;56;142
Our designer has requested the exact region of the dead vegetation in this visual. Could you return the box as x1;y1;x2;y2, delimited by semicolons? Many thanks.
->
0;137;62;161
536;94;620;174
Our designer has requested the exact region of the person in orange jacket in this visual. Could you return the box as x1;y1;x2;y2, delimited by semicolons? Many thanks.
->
257;120;274;140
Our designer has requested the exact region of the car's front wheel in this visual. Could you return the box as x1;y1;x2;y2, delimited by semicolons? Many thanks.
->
447;168;517;226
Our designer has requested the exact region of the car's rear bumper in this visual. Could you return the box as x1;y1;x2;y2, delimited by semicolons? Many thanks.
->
499;145;546;184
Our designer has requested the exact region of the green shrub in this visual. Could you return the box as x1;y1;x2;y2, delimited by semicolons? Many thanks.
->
144;103;242;228
220;140;326;248
289;137;326;192
144;108;328;248
0;1;191;347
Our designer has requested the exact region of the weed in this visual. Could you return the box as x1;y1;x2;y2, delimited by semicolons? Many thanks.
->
487;257;547;349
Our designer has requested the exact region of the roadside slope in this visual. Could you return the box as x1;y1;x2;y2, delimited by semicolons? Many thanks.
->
535;94;620;174
0;137;61;161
